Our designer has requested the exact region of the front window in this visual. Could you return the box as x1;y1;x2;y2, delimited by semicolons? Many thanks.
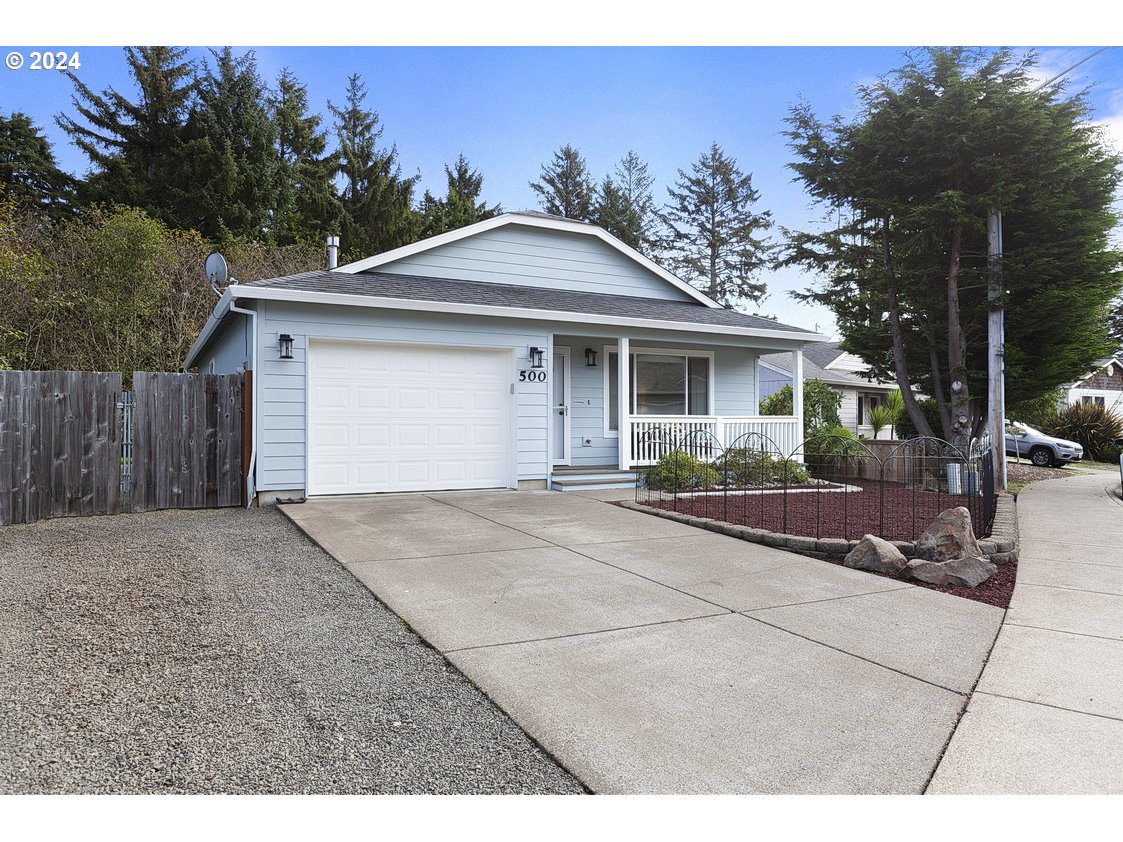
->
607;350;711;431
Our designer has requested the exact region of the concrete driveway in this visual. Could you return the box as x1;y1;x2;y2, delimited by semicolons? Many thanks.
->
283;489;1003;793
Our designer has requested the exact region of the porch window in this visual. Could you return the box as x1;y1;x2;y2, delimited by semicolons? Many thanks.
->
606;350;712;432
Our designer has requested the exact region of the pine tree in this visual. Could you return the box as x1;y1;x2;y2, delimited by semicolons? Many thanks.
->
328;74;419;259
662;143;773;306
180;48;280;242
0;112;75;219
419;153;501;237
56;46;195;225
593;150;657;253
529;144;596;220
268;68;342;245
783;47;1123;440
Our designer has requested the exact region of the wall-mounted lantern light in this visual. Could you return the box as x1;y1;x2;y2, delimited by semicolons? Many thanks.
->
584;347;598;367
529;346;545;369
279;333;294;360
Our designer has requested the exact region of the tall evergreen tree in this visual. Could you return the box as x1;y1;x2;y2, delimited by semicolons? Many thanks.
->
328;74;419;259
268;68;342;245
783;47;1122;440
662;142;773;306
593;150;657;253
419;153;501;237
0;113;75;219
180;48;280;242
529;144;596;220
56;46;195;225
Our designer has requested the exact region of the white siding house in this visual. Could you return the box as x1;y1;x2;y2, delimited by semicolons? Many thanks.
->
1065;358;1123;414
759;342;899;439
185;213;827;499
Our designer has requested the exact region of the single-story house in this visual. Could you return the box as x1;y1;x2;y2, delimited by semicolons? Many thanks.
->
184;212;827;499
1064;357;1123;414
759;342;899;438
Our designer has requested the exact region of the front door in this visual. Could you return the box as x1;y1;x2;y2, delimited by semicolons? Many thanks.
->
552;348;571;465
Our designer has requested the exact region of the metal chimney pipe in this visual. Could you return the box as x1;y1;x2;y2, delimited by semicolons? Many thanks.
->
326;235;340;270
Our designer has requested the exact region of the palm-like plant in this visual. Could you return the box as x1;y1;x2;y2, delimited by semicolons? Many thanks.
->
1049;402;1123;461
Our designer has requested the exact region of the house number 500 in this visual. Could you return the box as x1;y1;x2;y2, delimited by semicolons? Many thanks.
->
519;370;547;382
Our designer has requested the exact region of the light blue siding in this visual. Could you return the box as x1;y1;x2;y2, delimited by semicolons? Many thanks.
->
555;335;758;467
241;297;791;494
256;300;549;492
196;313;253;374
377;223;696;302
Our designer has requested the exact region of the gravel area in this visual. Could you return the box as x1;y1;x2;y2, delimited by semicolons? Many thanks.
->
0;507;585;794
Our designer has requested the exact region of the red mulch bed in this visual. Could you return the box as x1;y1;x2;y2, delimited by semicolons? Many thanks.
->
636;479;1014;608
816;551;1016;608
643;478;986;542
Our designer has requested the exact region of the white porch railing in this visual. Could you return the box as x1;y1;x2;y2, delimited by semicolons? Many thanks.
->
627;415;800;466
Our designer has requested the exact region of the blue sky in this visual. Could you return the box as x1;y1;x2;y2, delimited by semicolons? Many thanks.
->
3;10;1122;336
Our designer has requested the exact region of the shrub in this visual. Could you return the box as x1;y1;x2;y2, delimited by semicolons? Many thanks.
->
1096;444;1123;464
1048;402;1123;461
760;379;842;430
803;426;867;475
644;450;720;491
718;447;810;486
894;397;943;440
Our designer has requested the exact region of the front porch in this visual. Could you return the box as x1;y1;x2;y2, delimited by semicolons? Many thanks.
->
547;332;806;484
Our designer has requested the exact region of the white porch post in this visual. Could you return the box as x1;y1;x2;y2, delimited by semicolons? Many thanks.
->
618;336;631;470
792;346;804;454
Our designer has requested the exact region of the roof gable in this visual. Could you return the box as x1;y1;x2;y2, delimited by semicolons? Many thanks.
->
336;212;717;306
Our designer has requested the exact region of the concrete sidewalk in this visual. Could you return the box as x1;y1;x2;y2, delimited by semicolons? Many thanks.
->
284;489;1003;793
929;470;1123;793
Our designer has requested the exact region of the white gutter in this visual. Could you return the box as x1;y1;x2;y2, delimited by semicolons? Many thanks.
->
228;298;258;508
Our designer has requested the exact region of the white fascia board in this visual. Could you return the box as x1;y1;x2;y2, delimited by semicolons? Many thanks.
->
183;287;235;370
229;285;830;345
333;212;722;309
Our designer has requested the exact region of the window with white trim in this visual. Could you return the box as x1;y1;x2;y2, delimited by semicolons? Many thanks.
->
606;349;712;432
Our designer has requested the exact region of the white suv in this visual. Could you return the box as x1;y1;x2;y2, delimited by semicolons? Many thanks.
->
1004;420;1084;468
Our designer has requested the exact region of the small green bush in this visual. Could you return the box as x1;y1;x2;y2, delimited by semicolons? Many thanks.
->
718;447;810;486
1048;402;1123;461
1098;442;1123;465
644;450;720;491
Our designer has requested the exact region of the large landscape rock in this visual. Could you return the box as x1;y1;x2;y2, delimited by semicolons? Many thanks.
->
906;556;997;588
914;506;982;562
843;534;908;575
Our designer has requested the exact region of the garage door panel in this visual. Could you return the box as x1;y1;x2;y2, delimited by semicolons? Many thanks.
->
308;341;512;495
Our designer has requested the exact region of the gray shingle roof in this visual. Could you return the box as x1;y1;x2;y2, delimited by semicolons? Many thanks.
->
759;348;894;389
240;269;813;334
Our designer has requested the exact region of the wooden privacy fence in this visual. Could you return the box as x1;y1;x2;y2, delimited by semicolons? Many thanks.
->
0;370;246;527
130;372;245;513
0;371;124;526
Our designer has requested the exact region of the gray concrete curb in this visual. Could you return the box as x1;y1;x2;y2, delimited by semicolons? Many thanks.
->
619;492;1019;566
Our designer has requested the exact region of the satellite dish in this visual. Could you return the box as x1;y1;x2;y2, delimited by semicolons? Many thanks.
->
205;252;229;295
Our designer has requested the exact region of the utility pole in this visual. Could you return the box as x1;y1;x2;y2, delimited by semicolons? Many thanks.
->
988;208;1006;490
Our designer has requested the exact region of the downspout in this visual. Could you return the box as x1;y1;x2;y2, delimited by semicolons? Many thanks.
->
229;296;258;508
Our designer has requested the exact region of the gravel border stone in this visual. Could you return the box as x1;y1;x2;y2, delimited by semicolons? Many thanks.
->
0;508;585;794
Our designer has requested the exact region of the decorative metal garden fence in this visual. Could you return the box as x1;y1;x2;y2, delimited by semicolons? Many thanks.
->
635;430;996;542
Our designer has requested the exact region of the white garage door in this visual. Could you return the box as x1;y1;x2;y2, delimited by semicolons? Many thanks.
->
307;340;512;495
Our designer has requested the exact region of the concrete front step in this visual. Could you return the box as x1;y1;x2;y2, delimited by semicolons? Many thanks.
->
548;469;637;493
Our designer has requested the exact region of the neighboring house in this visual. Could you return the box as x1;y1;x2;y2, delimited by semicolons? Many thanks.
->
184;212;826;498
1064;357;1123;414
759;342;898;438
